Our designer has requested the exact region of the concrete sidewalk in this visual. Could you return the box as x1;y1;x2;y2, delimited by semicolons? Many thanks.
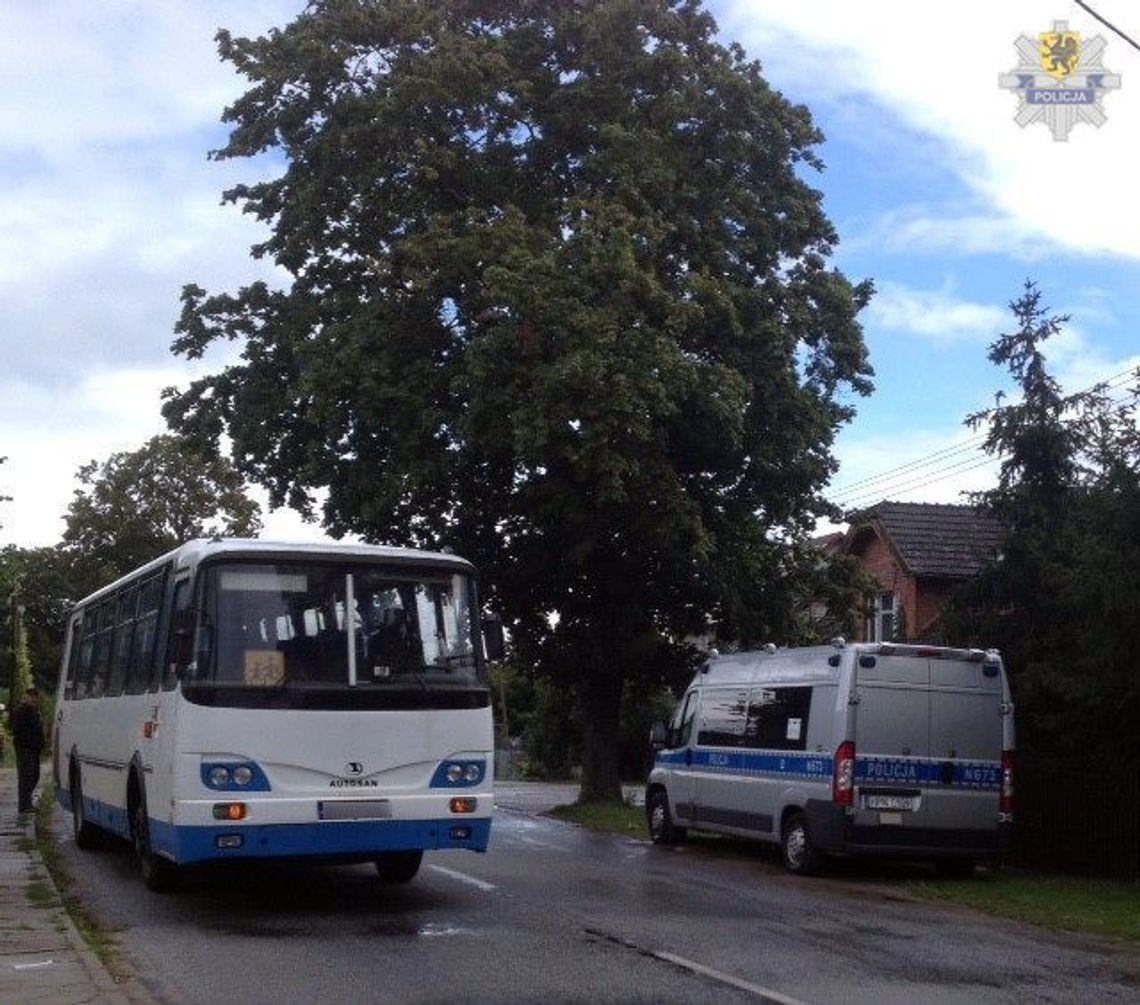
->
0;765;136;1004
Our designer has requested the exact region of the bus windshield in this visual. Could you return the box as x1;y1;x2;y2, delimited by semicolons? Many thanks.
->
183;561;486;707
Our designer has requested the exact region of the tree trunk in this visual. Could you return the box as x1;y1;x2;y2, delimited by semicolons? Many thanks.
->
578;669;624;803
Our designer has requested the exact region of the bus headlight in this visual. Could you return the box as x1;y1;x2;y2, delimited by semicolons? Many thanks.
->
431;759;486;788
201;761;268;791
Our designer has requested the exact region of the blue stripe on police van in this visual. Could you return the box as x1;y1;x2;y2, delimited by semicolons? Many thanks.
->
654;749;1000;790
857;757;1000;789
655;748;831;779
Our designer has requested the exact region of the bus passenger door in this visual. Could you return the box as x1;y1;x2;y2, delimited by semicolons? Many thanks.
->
147;575;191;841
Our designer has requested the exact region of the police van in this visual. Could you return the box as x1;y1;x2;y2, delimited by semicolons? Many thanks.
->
646;641;1014;875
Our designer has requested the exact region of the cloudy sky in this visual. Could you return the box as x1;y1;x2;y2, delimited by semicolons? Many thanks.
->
2;0;1138;548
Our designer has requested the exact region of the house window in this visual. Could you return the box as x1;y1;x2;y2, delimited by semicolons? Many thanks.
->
866;592;896;642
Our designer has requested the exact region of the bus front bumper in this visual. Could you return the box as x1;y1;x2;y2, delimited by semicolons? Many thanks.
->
151;814;492;864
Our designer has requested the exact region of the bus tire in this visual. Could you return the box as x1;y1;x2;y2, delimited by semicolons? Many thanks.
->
781;810;819;875
130;779;179;893
648;789;685;845
70;762;101;851
374;850;423;883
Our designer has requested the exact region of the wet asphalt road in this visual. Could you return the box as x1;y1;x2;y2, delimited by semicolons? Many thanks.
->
49;783;1140;1005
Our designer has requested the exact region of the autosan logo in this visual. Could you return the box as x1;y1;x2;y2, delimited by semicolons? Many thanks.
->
329;761;374;787
999;19;1121;140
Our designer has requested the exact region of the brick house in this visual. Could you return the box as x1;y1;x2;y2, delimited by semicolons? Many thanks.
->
841;502;1004;643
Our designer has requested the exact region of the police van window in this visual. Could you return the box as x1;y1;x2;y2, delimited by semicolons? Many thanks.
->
743;687;812;751
696;688;748;747
672;691;698;747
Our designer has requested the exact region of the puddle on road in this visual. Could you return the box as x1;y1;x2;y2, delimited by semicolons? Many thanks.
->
364;919;475;939
206;918;475;940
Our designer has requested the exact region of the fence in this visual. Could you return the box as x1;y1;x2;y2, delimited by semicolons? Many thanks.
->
1011;754;1140;878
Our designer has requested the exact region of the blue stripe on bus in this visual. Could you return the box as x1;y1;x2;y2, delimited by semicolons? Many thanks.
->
152;817;492;864
654;749;1000;790
56;790;492;863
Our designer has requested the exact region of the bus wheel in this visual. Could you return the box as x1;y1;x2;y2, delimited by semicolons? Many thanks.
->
781;811;819;875
648;790;685;845
70;764;101;851
130;784;179;893
374;850;423;883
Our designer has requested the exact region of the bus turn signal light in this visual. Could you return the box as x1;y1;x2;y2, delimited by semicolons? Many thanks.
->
449;797;477;814
212;803;247;821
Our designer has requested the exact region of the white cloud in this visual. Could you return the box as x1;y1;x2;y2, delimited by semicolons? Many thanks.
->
723;0;1140;260
0;3;296;160
867;281;1008;344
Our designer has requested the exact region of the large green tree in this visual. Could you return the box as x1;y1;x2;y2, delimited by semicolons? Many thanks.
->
62;434;261;581
947;282;1140;760
1;546;78;694
164;0;872;799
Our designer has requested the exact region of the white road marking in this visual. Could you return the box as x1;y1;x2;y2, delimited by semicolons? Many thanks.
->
425;864;497;891
652;950;808;1005
13;960;56;971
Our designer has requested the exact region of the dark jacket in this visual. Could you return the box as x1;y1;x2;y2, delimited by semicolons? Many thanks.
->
11;701;45;752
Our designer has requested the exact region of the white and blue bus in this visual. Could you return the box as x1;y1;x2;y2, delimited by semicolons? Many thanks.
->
53;538;499;891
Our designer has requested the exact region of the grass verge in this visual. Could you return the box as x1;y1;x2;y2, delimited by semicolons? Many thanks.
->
551;797;1140;943
549;798;646;835
905;872;1140;942
33;782;127;974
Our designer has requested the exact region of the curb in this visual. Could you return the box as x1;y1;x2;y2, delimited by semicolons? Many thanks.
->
1;766;149;1004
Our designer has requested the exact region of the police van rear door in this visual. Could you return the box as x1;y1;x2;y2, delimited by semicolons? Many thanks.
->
855;652;931;832
926;653;1003;835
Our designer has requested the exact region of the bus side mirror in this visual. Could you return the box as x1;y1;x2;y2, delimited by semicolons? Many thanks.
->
650;721;668;749
481;616;505;663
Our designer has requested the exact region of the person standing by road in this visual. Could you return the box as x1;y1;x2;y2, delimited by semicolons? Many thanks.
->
11;687;45;814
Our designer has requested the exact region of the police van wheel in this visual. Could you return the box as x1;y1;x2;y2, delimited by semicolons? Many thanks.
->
374;850;423;883
781;811;818;875
648;790;685;845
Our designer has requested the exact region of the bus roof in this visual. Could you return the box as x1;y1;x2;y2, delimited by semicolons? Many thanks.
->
71;537;476;610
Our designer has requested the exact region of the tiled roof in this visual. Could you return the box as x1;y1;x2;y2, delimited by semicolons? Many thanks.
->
845;501;1005;579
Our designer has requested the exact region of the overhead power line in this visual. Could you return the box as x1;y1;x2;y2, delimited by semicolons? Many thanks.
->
836;456;1001;512
1073;0;1140;53
826;367;1139;511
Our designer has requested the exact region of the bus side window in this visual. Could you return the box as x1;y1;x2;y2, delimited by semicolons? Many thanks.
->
107;584;139;697
128;572;166;695
162;578;191;691
87;600;116;699
74;608;98;699
63;615;84;700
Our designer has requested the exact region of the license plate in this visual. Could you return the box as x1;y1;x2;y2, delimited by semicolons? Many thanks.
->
318;799;392;821
864;793;918;812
